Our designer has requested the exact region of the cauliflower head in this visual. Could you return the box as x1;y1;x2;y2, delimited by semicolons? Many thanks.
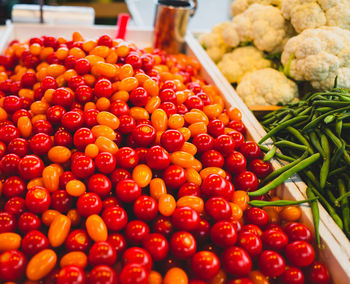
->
217;46;271;84
236;68;299;106
282;0;350;33
233;4;289;52
281;26;350;90
198;22;232;63
231;0;282;16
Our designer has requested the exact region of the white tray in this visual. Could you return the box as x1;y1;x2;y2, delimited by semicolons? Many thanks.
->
1;22;349;283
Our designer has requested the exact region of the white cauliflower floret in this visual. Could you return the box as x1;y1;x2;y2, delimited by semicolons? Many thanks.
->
221;22;240;47
282;0;350;33
282;26;350;90
231;0;282;16
233;4;289;52
217;46;271;84
236;68;299;106
198;22;232;63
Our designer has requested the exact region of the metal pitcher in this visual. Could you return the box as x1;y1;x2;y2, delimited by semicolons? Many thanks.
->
153;0;197;54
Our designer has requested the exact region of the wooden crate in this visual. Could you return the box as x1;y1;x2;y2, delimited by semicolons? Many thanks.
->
1;22;349;283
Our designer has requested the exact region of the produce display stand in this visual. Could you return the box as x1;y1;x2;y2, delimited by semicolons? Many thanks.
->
1;22;349;283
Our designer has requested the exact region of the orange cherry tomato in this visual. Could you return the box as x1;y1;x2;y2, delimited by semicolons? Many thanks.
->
48;146;71;164
208;269;227;284
158;194;176;217
86;214;108;242
185;168;202;186
200;167;226;180
93;62;118;78
232;191;249;211
48;214;71;247
66;180;86;197
168;114;184;129
229;202;243;221
91;125;116;141
163;267;188;284
143;78;159;97
148;270;162;284
184;111;208;125
151;109;168;131
17;116;32;138
145;96;161;114
149;178;167;200
228;107;242;121
178;127;191;141
119;77;138;92
170;151;195;168
0;107;8;122
279;206;302;222
0;233;21;251
97;111;120;130
180;142;197;156
67;209;82;227
188;122;207;137
26;249;57;281
42;165;60;192
41;210;60;227
132;164;152;188
177;196;204;213
129;107;149;120
249;270;269;284
85;143;99;158
94;136;118;155
60;251;87;269
27;177;44;190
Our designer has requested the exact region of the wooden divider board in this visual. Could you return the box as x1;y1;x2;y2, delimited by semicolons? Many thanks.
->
0;22;349;282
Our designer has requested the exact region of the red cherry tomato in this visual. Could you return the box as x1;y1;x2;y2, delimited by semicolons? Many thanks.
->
280;266;305;284
88;241;117;266
18;212;41;233
201;150;224;168
210;221;237;248
152;216;173;237
142;233;169;261
57;265;86;284
285;241;315;267
51;190;73;213
261;229;289;251
258;250;286;277
88;265;118;284
237;231;262;257
116;179;141;203
119;264;148;284
163;165;186;189
207;119;225;138
18;155;44;180
4;197;26;216
115;147;139;169
2;176;26;198
146;145;171;170
123;247;152;271
307;261;330;284
125;220;150;245
21;230;49;256
191;251;220;280
205;197;232;221
284;222;312;243
107;233;127;257
222;246;252;277
133;195;158;222
65;229;91;252
25;186;51;214
172;206;199;231
249;159;273;179
95;152;116;174
71;155;95;179
169;231;196;259
245;207;269;228
160;130;185;153
233;171;258;192
192;133;214;153
87;174;112;198
0;250;27;281
102;206;128;231
200;174;229;199
0;212;16;233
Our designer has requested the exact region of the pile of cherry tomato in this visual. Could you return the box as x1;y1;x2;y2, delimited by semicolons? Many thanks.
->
0;32;330;284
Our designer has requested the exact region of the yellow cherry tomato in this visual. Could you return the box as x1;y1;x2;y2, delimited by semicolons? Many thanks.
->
94;136;118;155
0;233;21;251
132;164;152;188
168;114;184;129
200;167;226;180
177;196;204;213
48;146;71;164
185;168;202;186
85;143;99;158
48;214;71;247
97;111;120;130
180;142;197;156
232;191;249;211
151;109;168;131
66;180;86;197
41;210;60;226
148;270;162;284
60;251;87;269
130;107;149;120
249;270;269;284
42;165;60;192
26;249;57;281
188;122;207;137
170;151;196;168
163;267;188;284
17;116;32;138
149;178;167;200
91;125;116;141
158;194;176;217
86;214;108;242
